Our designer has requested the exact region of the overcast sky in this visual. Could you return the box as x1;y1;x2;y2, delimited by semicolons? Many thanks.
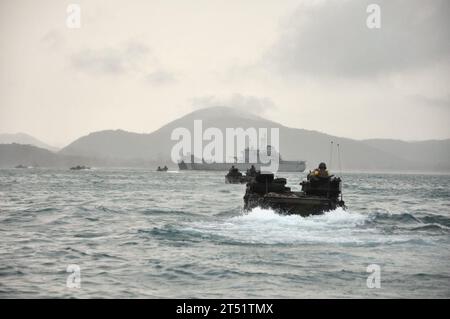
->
1;0;449;146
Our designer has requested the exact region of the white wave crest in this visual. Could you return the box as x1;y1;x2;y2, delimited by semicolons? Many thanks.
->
186;207;377;245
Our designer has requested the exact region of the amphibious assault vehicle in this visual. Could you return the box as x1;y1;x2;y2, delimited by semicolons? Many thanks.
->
225;166;258;184
243;172;345;216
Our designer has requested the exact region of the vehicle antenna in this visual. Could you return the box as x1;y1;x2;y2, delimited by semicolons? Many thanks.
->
329;141;334;169
337;143;342;176
337;143;343;202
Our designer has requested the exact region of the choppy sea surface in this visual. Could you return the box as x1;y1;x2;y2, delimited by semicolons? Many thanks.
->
0;168;449;298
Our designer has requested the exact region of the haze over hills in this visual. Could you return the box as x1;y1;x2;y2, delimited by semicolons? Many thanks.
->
0;144;60;167
0;143;150;168
55;106;450;172
362;139;450;171
58;107;281;162
0;133;59;152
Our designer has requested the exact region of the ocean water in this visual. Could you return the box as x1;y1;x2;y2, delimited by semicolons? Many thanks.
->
0;168;449;298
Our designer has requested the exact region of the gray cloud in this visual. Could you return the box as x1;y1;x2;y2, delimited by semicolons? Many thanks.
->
267;0;450;77
190;93;276;114
70;41;151;75
145;69;177;86
70;41;177;86
72;48;126;74
410;94;450;109
41;30;65;50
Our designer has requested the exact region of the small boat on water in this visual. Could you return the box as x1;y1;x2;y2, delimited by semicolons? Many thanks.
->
15;164;29;169
70;165;90;170
156;166;168;172
243;168;345;216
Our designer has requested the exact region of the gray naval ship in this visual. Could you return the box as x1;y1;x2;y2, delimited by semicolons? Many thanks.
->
178;146;306;172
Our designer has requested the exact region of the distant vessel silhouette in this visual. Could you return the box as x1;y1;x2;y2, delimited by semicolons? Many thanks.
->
178;146;306;172
70;165;90;170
